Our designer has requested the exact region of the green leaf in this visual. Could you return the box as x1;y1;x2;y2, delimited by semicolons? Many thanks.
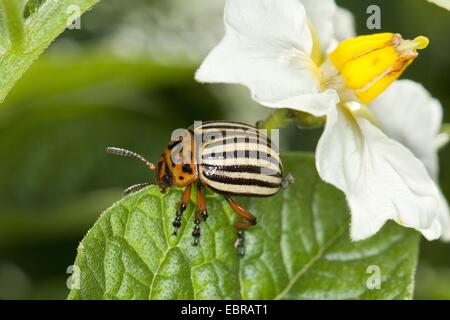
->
0;54;228;299
68;153;420;300
0;0;26;50
24;0;46;18
0;0;101;103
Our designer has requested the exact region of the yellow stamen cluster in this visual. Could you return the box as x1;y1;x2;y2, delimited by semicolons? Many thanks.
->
329;33;429;104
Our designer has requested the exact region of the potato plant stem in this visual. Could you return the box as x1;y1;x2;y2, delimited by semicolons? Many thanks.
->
259;108;326;130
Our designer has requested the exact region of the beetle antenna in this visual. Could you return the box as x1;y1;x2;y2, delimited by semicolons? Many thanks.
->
281;173;295;189
106;147;156;171
124;183;151;195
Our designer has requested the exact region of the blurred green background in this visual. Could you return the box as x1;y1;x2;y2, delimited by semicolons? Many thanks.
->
0;0;449;299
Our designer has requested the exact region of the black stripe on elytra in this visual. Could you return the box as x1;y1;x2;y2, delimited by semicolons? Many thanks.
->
199;129;260;140
202;172;281;189
201;164;281;177
202;150;280;166
203;136;278;152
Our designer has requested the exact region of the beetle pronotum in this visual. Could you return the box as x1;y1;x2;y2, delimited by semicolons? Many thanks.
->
107;121;293;255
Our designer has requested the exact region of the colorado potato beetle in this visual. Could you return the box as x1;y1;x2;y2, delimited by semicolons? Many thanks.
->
107;121;293;255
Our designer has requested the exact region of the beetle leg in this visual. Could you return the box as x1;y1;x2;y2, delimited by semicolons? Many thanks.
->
224;195;257;257
197;183;209;221
172;184;192;236
192;183;208;246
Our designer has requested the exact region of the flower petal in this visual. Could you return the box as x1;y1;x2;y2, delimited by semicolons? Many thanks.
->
333;7;356;43
195;0;339;116
370;80;450;242
316;105;441;240
420;220;442;242
370;80;443;179
299;0;355;52
437;191;450;241
299;0;337;51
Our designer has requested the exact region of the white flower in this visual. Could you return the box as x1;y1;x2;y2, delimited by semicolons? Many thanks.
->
195;0;449;241
371;80;450;241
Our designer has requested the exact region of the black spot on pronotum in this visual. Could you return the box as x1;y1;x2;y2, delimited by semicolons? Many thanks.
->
182;164;193;174
179;176;184;180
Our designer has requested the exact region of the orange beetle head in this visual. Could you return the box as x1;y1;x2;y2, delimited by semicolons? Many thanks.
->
156;153;173;193
156;132;196;192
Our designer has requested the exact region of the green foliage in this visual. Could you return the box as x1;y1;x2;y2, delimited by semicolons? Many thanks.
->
0;0;101;103
69;153;420;300
0;0;446;301
24;0;46;17
0;0;26;50
0;54;227;298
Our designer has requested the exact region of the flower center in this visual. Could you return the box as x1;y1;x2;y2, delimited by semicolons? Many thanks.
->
327;33;429;104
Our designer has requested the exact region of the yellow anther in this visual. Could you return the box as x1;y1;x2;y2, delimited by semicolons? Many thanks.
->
416;36;430;49
328;33;429;104
397;35;429;51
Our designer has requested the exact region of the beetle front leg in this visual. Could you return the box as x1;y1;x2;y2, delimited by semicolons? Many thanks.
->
192;183;208;246
224;195;257;257
172;184;192;236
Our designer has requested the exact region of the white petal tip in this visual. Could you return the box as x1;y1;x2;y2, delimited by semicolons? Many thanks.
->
420;218;442;241
422;233;441;241
194;67;207;83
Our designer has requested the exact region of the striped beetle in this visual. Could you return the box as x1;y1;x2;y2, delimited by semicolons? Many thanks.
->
107;121;293;255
